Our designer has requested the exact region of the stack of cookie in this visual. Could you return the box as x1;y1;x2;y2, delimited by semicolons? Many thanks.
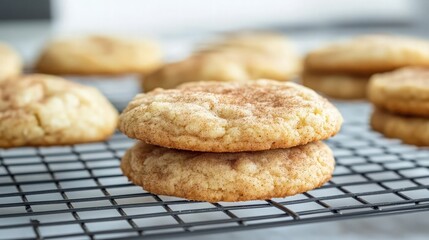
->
118;80;343;202
369;67;429;146
302;35;429;99
142;33;301;92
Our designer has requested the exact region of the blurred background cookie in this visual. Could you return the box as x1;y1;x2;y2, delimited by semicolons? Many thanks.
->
302;35;429;99
371;108;429;146
121;141;335;202
142;33;300;92
368;67;429;145
305;35;429;74
35;35;163;109
0;74;118;148
35;35;162;75
197;32;300;65
0;42;22;82
368;67;429;117
302;72;369;99
2;1;429;238
119;80;342;152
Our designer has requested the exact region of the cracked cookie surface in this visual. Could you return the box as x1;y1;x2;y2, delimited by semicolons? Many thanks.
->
0;74;118;148
142;33;301;91
119;80;343;152
121;141;335;202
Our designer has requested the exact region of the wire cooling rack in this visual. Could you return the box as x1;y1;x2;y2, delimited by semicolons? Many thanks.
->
1;101;429;240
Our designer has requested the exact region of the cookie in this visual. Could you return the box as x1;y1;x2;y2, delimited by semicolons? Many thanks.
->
302;72;369;99
119;80;343;152
0;74;118;148
142;33;301;91
121;141;335;202
368;67;429;117
305;35;429;74
35;35;162;75
0;43;22;82
199;32;299;58
371;108;429;146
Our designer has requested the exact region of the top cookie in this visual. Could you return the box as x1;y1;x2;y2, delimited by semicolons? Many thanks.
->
0;74;118;148
119;80;343;152
305;35;429;74
143;33;301;92
368;67;429;117
35;35;162;75
302;72;369;99
0;43;22;82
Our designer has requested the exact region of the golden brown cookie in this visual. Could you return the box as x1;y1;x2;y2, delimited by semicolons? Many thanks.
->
142;33;301;92
371;108;429;146
368;67;429;117
305;35;429;74
0;74;118;148
35;35;162;75
119;80;343;152
302;72;369;99
121;141;335;202
0;43;22;82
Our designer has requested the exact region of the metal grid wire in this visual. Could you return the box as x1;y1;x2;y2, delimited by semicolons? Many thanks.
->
1;101;429;240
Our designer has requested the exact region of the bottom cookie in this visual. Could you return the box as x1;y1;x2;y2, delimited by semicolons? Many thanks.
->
302;72;369;99
371;108;429;146
121;141;335;202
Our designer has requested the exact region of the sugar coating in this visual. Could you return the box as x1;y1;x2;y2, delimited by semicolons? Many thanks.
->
35;35;162;75
302;72;369;99
371;108;429;146
143;33;301;91
0;43;21;82
368;67;429;117
0;74;118;148
119;80;343;152
305;35;429;74
121;141;335;202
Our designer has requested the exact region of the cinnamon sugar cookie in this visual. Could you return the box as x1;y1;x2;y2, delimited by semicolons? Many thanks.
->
143;33;300;91
368;67;429;117
305;35;429;74
302;72;369;99
121;141;335;202
0;43;22;82
119;80;343;152
0;74;118;148
35;35;162;75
